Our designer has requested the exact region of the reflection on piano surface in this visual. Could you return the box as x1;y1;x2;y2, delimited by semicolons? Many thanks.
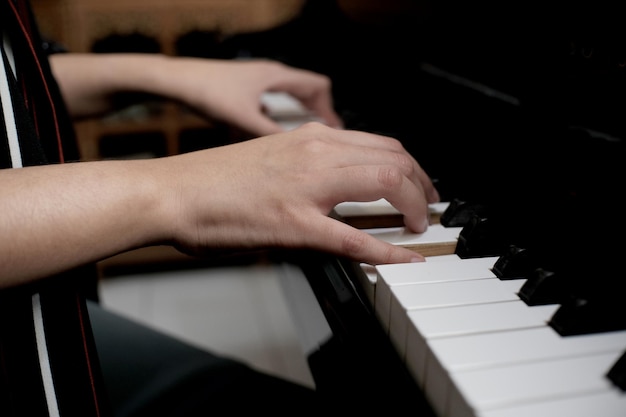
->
219;1;626;414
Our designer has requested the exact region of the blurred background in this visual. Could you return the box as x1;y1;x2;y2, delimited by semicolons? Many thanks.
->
30;0;427;163
29;0;626;393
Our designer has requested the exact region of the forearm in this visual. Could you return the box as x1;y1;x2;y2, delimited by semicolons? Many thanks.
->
0;123;437;288
0;159;170;287
49;53;178;118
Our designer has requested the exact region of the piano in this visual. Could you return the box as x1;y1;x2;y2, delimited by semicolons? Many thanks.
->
214;1;626;414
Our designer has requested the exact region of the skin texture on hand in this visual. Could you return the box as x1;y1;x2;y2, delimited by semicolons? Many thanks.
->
0;53;442;288
0;123;438;287
151;122;440;262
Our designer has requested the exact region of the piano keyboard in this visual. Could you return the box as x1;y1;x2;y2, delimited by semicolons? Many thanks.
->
267;83;626;409
334;200;462;305
375;258;626;417
260;92;324;130
330;199;626;416
334;199;450;229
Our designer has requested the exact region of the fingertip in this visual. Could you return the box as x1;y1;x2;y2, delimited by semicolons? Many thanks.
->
430;187;441;203
390;247;424;264
404;214;430;234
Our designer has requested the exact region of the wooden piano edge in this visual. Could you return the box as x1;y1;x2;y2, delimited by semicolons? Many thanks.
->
405;241;458;257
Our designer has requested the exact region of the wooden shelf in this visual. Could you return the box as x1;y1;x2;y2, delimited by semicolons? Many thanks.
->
72;102;217;160
31;0;306;162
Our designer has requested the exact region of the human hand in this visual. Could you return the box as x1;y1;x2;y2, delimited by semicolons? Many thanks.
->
164;58;343;136
158;122;440;265
51;54;342;133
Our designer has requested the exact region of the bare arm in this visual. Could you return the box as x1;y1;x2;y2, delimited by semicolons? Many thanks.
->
49;53;343;135
0;158;164;287
0;123;439;289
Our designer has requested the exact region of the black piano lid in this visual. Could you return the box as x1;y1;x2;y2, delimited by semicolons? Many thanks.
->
210;2;626;407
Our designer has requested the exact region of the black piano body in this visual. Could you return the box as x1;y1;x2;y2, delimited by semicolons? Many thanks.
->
209;1;626;413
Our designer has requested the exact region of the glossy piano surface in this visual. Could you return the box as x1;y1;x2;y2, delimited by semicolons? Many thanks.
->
217;1;626;414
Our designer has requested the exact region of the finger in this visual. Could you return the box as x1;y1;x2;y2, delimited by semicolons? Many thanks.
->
289;128;435;216
319;164;430;233
415;166;441;204
305;126;440;203
271;72;343;129
233;110;286;136
307;216;426;265
300;92;344;129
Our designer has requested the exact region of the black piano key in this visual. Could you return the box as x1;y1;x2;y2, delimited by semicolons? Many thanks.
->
492;245;538;280
607;350;626;391
454;215;508;259
549;296;626;336
518;268;569;306
439;198;489;228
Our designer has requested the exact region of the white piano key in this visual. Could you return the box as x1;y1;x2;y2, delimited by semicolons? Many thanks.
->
386;278;525;355
378;256;499;288
260;92;324;131
429;327;626;373
363;224;463;256
478;389;626;417
410;301;557;342
425;254;465;262
260;91;310;118
429;202;452;217
343;200;458;305
424;327;626;416
356;254;463;308
375;257;500;333
334;198;401;217
405;301;559;387
447;351;623;417
357;263;378;305
333;199;450;223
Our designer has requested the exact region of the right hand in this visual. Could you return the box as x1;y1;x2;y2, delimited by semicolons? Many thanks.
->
159;122;440;265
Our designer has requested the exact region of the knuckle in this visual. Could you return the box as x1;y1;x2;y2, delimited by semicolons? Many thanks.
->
377;166;404;189
380;244;398;264
340;230;369;255
393;151;415;174
380;135;404;152
299;123;332;149
300;120;328;133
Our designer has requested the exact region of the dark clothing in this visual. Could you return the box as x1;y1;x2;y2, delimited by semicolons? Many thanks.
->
0;1;320;415
89;301;321;417
1;1;110;415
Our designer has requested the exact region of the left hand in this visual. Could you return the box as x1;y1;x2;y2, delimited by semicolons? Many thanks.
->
51;54;343;136
163;57;344;136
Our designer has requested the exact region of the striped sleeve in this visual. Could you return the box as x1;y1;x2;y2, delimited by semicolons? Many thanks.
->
1;3;110;416
0;276;110;417
1;30;49;169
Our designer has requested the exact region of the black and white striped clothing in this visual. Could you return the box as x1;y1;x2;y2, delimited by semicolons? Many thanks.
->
1;3;327;415
1;1;109;416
